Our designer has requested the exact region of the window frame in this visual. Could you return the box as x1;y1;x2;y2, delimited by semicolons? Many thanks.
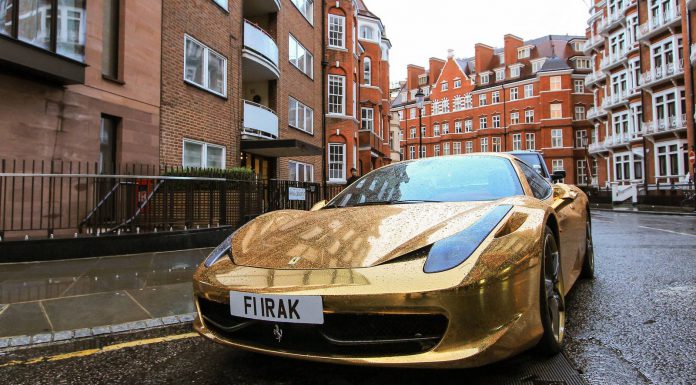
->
328;74;346;115
328;143;346;182
182;139;226;169
328;13;345;48
290;0;314;25
288;160;315;182
184;34;228;97
289;34;314;78
289;96;314;134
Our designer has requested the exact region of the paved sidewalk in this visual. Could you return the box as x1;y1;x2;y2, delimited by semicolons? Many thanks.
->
0;248;212;349
590;203;696;216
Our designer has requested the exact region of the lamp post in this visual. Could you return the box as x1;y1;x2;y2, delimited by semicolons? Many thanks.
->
415;88;425;159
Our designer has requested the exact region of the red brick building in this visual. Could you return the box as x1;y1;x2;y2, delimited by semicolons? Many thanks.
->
160;0;324;181
392;35;593;185
325;0;391;184
584;0;696;199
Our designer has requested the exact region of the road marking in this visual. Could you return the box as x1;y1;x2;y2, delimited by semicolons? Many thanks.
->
0;332;199;368
124;291;154;319
639;226;696;238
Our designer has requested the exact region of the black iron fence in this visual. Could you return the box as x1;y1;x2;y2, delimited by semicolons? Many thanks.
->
0;160;347;241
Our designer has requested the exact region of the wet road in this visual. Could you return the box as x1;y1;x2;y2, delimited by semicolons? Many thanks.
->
1;211;695;385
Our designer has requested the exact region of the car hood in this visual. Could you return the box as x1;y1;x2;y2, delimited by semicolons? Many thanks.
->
230;201;508;270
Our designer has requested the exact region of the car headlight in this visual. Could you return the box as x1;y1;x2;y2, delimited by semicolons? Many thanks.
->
423;205;513;273
204;232;235;267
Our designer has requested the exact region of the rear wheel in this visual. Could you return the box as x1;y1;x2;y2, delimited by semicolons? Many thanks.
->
537;226;565;356
580;214;595;279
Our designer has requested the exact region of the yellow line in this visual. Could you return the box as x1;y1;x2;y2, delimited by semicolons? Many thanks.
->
0;332;199;368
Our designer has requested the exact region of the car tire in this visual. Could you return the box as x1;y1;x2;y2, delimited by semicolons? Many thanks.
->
537;226;566;356
580;213;595;279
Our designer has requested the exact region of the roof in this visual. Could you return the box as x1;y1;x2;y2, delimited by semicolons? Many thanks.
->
538;56;572;73
356;0;380;20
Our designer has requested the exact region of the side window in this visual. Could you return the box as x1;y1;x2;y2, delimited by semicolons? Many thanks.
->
517;160;552;200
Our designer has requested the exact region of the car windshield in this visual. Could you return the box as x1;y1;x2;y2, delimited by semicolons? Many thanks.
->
326;156;524;208
512;153;547;177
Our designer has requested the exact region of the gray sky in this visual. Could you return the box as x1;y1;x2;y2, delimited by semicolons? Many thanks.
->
364;0;593;84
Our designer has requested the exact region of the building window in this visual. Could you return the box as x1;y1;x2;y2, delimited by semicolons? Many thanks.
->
510;112;520;125
550;76;562;91
328;14;345;48
183;139;225;169
431;100;439;116
480;116;488;129
421;126;426;137
441;81;448;91
398;110;403;121
441;98;450;113
465;119;473;133
576;129;588;148
328;75;345;114
363;57;372;85
512;134;522;151
495;69;505;82
433;144;440;157
99;115;119;174
479;94;487;106
463;94;472;109
526;133;536;150
480;73;490;84
550;103;562;119
492;137;502;152
551;129;563;148
420;145;427;158
410;108;416;119
454;121;462;133
288;161;314;182
289;97;314;134
577;160;588;185
532;59;545;73
575;58;591;69
359;25;374;40
184;35;227;97
656;144;681;176
454;79;462;88
615;154;631;181
289;35;314;78
510;66;521;78
409;145;416;159
518;47;530;59
525;109;535;123
453;142;462;155
465;141;473;153
552;159;564;172
442;122;449;135
575;106;586;121
453;95;462;111
524;84;534;98
492;91;500;104
433;124;440;137
409;127;416;138
480;137;489;152
574;80;585;93
492;115;501;129
103;0;122;79
443;142;450;156
329;143;346;182
418;75;428;86
212;0;228;10
290;0;313;24
510;87;519;101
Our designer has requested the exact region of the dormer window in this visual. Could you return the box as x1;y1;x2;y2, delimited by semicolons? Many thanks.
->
454;79;461;88
497;53;505;64
495;69;505;82
573;41;585;51
510;65;523;78
418;75;428;86
575;58;591;69
360;26;374;40
480;73;490;84
518;47;531;59
531;58;546;73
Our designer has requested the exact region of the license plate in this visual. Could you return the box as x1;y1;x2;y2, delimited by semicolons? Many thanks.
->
229;291;324;325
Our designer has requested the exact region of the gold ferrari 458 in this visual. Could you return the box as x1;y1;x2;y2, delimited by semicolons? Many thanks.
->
192;154;594;368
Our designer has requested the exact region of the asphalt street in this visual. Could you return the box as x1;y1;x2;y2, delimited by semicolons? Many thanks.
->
1;211;695;385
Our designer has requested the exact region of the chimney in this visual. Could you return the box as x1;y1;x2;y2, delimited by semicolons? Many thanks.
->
474;43;494;74
406;64;425;91
428;57;445;84
504;34;525;65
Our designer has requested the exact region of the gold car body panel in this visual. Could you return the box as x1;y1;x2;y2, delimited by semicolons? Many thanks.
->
192;154;591;368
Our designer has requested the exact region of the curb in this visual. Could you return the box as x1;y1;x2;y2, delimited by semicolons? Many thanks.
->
0;312;197;351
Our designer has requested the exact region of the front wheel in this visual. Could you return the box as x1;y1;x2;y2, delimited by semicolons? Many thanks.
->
580;216;595;279
537;226;566;356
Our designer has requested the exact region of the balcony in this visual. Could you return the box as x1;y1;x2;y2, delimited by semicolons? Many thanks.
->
242;20;280;81
606;131;643;149
587;106;608;120
583;35;605;54
588;139;609;154
242;100;279;140
359;130;387;156
601;90;629;110
639;62;684;89
585;71;607;88
604;10;626;33
644;114;687;136
638;7;682;41
600;50;628;72
243;0;281;17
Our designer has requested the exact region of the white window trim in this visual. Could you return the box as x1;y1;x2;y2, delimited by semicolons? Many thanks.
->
184;35;227;97
289;96;314;134
328;14;345;49
328;74;346;115
290;0;314;25
289;34;314;78
328;143;346;182
182;139;226;169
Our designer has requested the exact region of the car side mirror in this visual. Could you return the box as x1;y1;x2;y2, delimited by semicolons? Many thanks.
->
551;170;566;183
310;200;327;211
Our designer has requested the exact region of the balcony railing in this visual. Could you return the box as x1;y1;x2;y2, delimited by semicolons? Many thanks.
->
644;114;688;135
585;71;606;87
600;50;628;71
588;140;609;154
639;61;684;88
242;100;279;139
638;7;682;41
606;9;625;30
605;131;643;148
583;35;604;53
587;106;608;120
243;20;280;79
602;90;629;109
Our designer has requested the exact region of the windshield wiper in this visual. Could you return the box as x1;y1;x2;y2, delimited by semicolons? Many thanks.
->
350;199;443;207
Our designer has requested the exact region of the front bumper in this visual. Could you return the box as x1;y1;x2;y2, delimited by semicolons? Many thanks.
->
192;251;544;369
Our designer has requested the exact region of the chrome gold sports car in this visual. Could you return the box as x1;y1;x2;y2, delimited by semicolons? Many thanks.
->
192;154;594;368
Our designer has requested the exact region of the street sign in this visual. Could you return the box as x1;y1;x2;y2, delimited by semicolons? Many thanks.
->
288;187;306;201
